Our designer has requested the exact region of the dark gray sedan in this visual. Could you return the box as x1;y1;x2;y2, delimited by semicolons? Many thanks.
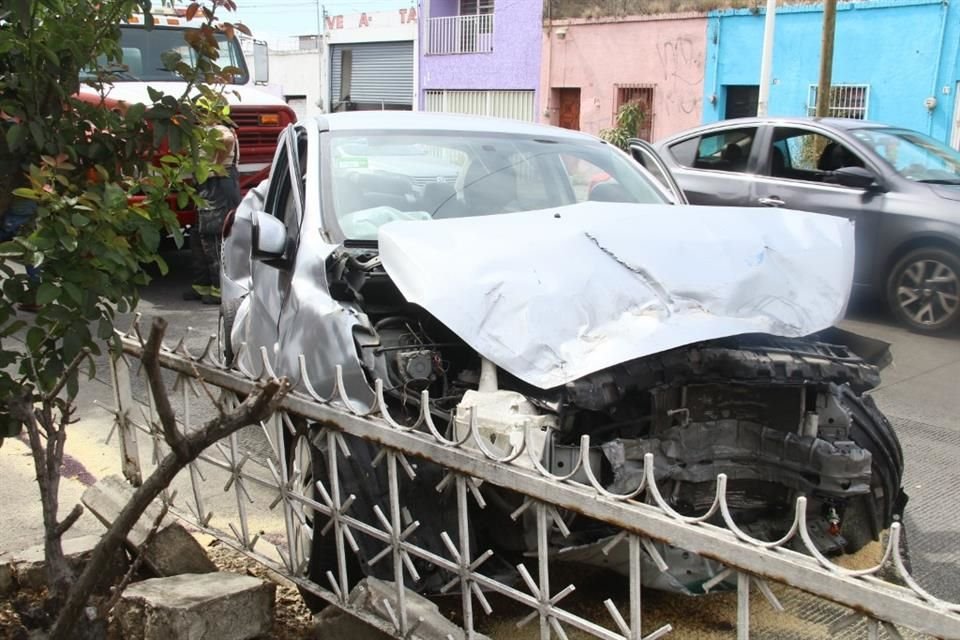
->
653;117;960;333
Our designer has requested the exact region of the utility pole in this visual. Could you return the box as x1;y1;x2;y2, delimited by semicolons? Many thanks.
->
316;0;326;114
815;0;838;117
756;0;777;117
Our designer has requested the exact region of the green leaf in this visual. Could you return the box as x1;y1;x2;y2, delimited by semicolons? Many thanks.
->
5;124;25;151
59;235;78;252
66;370;79;399
0;320;26;338
97;318;114;340
71;213;89;227
62;282;83;305
26;327;45;351
39;44;60;67
147;86;164;103
12;187;37;200
11;0;30;31
28;121;45;148
36;283;60;305
126;103;147;122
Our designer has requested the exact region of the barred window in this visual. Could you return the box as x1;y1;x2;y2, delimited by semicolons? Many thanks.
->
614;84;655;141
806;84;869;119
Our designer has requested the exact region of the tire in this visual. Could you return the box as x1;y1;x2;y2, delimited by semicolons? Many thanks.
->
886;247;960;334
293;426;363;613
218;298;240;366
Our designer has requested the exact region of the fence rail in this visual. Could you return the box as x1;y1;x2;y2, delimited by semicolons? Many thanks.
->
106;318;960;640
426;14;494;55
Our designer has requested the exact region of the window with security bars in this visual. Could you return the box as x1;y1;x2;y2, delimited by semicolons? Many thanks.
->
806;84;869;119
461;0;494;14
615;84;655;141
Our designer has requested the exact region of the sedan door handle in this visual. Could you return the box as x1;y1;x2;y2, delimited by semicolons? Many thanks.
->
758;196;785;207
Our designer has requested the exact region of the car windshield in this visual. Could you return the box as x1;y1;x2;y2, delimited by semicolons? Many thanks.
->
80;25;248;83
850;127;960;184
326;130;669;240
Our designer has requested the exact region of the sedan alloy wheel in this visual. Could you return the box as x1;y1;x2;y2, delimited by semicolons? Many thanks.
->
888;248;960;333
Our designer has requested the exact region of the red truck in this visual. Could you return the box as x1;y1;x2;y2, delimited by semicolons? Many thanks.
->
75;7;296;227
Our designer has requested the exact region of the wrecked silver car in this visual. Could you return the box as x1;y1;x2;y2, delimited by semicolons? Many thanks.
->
220;112;906;602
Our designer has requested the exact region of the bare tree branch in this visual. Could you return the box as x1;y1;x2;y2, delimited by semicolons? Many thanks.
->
141;318;189;459
43;348;93;402
54;504;85;538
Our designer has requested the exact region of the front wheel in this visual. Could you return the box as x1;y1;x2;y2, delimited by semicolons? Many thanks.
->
886;247;960;333
290;426;363;613
217;298;240;366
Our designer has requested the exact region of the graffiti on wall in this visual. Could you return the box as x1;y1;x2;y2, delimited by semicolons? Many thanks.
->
655;34;704;116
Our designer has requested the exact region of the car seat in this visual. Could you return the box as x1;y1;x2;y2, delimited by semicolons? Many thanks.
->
457;158;519;215
721;142;746;171
817;142;864;172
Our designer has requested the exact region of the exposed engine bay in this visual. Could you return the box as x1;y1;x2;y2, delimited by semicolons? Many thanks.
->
315;246;907;595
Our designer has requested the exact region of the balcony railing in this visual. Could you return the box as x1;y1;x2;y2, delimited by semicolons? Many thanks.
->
426;13;494;55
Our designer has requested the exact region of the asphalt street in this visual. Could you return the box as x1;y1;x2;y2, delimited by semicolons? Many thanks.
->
2;248;959;637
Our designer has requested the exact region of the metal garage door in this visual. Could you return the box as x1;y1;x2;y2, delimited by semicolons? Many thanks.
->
424;89;535;122
330;41;413;109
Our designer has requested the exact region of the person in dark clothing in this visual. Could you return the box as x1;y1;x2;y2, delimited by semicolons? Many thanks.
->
185;97;241;304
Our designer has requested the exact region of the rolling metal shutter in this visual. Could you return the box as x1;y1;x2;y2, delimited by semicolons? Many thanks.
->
424;89;536;122
330;41;414;107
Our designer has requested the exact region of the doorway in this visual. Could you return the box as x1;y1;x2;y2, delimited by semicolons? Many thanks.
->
555;88;581;131
725;85;759;119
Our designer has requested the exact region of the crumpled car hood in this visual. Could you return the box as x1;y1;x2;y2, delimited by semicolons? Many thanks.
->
378;202;854;390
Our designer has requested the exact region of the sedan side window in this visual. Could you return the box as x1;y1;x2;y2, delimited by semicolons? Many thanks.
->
771;128;866;184
692;128;757;173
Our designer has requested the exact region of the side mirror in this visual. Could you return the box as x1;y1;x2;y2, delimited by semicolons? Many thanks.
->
833;166;880;190
252;40;269;84
252;210;288;267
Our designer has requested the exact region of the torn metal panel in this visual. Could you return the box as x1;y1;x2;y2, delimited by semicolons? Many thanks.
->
378;202;855;390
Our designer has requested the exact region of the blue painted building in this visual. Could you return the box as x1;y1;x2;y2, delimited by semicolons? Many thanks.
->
703;0;960;147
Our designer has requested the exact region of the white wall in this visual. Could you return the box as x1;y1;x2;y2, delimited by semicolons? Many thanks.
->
321;9;419;113
269;48;325;118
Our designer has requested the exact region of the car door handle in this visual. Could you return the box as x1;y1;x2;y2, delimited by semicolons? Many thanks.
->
758;196;785;207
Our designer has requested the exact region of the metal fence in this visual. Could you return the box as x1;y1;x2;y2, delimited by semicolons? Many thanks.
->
426;14;495;56
106;317;960;640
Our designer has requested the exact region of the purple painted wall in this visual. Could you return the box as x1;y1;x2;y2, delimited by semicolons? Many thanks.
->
419;0;543;111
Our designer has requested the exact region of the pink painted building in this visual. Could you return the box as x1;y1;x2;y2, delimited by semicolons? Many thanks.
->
540;13;708;141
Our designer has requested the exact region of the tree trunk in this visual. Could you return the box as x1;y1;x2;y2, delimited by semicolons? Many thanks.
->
11;394;76;604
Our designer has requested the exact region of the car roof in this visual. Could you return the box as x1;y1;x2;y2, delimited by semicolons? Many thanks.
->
307;111;602;142
658;116;891;143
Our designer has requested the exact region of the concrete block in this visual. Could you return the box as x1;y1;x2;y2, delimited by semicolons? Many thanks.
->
328;577;490;640
0;535;126;593
312;606;394;640
116;572;275;640
82;475;216;577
